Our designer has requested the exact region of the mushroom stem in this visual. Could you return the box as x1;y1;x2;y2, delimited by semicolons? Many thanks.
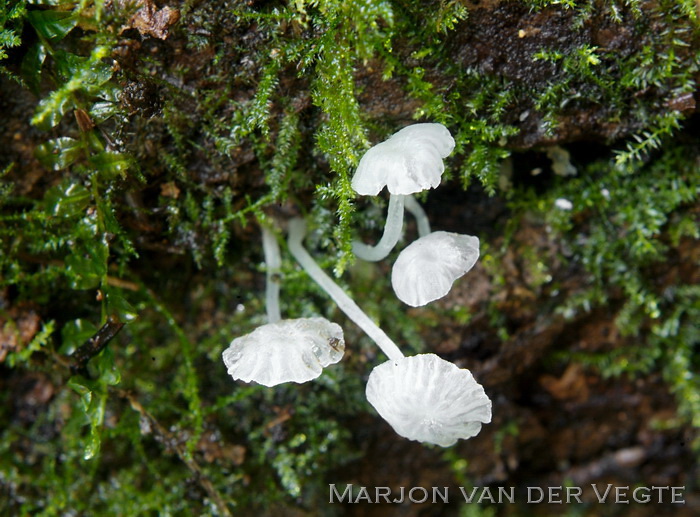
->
261;225;282;324
352;194;405;262
288;218;404;361
404;195;431;237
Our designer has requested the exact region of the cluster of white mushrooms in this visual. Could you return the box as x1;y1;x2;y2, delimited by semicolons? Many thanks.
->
223;123;492;447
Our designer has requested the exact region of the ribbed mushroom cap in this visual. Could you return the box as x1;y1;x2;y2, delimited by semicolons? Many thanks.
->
222;317;344;387
351;123;455;196
366;354;492;447
391;231;479;307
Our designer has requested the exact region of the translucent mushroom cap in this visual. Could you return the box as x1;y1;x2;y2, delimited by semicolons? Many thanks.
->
351;123;455;196
392;231;479;307
222;317;344;387
366;354;492;447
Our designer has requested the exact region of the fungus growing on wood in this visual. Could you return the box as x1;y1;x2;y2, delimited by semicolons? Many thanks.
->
261;225;282;323
365;354;492;447
222;225;345;387
222;318;345;387
352;194;406;262
352;123;455;262
287;218;492;446
287;218;404;361
391;231;480;307
351;123;456;196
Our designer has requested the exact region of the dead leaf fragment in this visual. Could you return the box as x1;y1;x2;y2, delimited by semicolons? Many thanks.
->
0;307;41;363
539;364;590;403
160;181;180;199
74;108;95;132
124;0;180;40
197;431;246;465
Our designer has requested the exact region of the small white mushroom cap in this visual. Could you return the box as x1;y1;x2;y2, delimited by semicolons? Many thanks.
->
366;354;492;447
222;317;344;387
351;123;456;196
391;231;479;307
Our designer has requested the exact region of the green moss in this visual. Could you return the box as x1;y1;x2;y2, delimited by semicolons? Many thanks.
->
517;142;700;435
0;0;26;80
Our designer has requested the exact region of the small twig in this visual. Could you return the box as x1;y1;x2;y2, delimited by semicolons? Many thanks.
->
106;276;140;291
69;316;125;375
115;389;232;517
55;318;230;515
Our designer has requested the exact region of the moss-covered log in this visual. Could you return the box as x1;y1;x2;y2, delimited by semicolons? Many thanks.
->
1;0;699;514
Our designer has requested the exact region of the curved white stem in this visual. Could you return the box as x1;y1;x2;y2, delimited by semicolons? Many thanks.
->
261;225;282;323
288;218;404;361
352;194;405;262
404;195;431;237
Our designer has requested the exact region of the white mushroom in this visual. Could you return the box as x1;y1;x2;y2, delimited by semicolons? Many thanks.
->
365;354;492;447
222;225;345;387
351;123;456;196
261;225;282;323
286;219;493;447
391;231;479;307
222;317;345;387
352;123;455;262
352;194;406;262
287;218;404;361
